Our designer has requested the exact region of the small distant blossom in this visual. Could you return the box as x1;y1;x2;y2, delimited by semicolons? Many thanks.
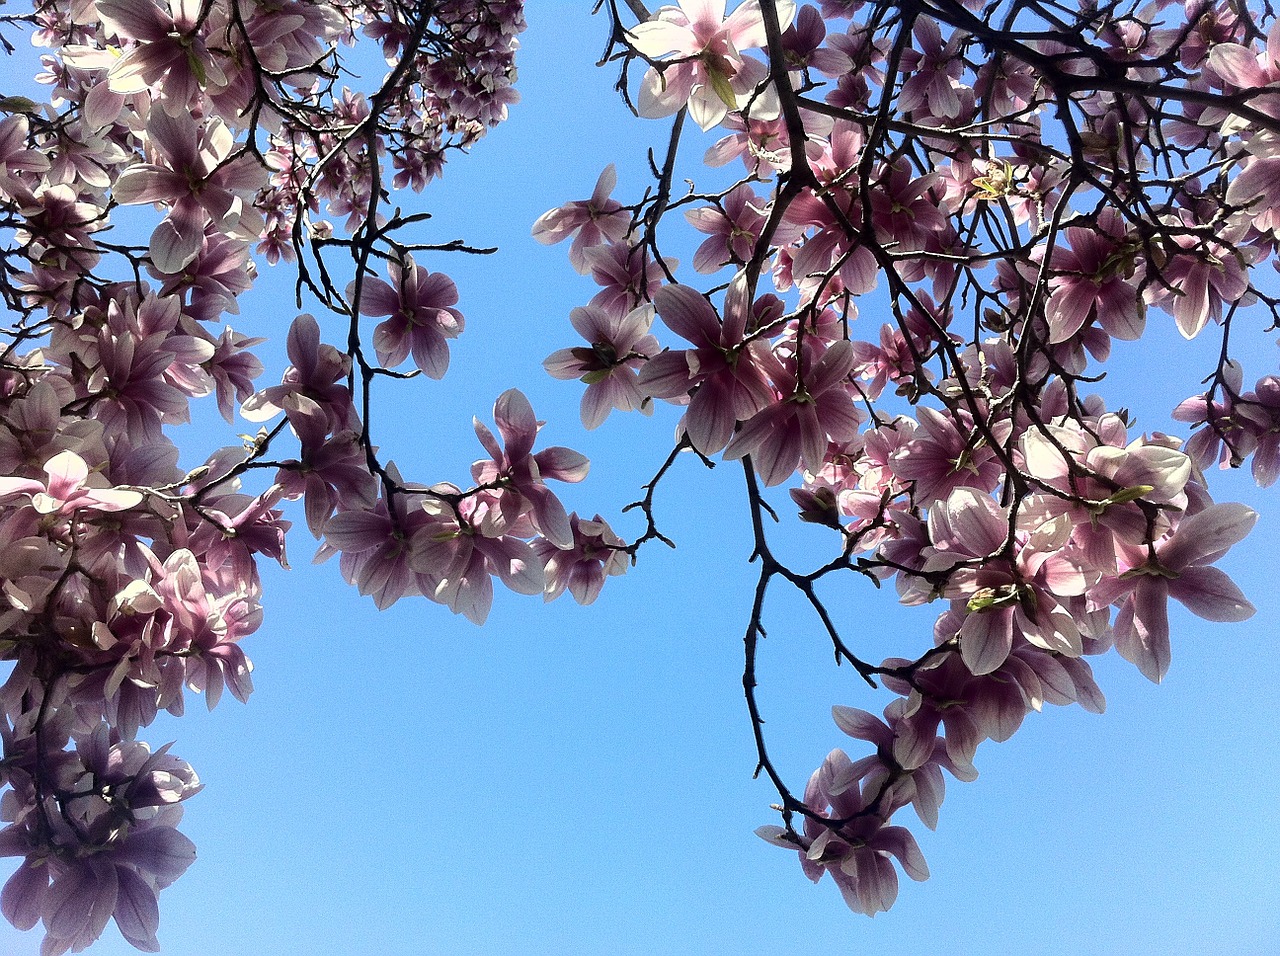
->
471;389;590;549
533;513;628;604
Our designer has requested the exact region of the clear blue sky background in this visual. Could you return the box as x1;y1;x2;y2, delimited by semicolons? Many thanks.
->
2;3;1278;954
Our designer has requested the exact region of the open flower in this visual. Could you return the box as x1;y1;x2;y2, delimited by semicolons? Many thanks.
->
113;113;265;274
628;0;795;130
1099;502;1257;682
532;165;631;274
543;303;658;428
354;257;464;378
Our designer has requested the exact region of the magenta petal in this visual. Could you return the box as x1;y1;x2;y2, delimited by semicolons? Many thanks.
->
372;319;410;369
472;418;503;464
150;213;202;275
941;489;1008;557
323;508;390;552
526;485;573;549
637;350;694;400
2;861;47;931
112;866;160;952
1169;565;1255;622
493;388;538;461
476;535;546;595
409;327;449;380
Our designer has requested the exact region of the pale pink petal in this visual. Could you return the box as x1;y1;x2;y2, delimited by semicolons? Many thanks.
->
874;825;930;881
958;608;1013;675
493;389;538;462
1160;503;1257;569
2;861;47;931
1115;578;1171;682
1169;565;1255;622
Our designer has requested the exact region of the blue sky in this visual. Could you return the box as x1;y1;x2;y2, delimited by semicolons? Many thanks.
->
2;2;1279;954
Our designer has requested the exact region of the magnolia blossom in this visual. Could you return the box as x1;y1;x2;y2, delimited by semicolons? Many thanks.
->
532;513;629;604
627;0;795;130
724;338;862;485
532;165;631;274
354;258;465;377
113;113;266;274
543;304;659;428
1098;502;1257;682
638;275;776;455
6;0;1280;943
470;389;590;549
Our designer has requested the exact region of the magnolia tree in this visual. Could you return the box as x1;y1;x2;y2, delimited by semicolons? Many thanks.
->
0;0;1276;949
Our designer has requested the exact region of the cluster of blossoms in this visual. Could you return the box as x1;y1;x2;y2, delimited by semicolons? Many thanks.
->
525;0;1278;916
0;0;639;951
1;0;1279;948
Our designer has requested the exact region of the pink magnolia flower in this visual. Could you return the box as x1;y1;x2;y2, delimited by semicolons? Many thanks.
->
97;0;227;116
532;165;631;274
354;258;464;377
407;494;548;625
471;389;590;549
896;16;968;121
923;489;1090;675
724;339;862;486
582;242;674;315
627;0;795;130
276;425;378;538
684;184;769;273
637;275;777;455
206;327;266;423
0;728;199;954
867;162;947;254
0;450;142;517
543;304;658;428
828;704;977;829
1046;214;1145;344
1100;501;1257;682
113;112;266;275
889;405;1007;507
779;4;854;76
532;513;628;604
1226;156;1280;235
0;114;50;203
1171;360;1253;470
756;748;929;916
323;491;439;610
1237;375;1280;485
241;314;358;435
1148;230;1251;339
